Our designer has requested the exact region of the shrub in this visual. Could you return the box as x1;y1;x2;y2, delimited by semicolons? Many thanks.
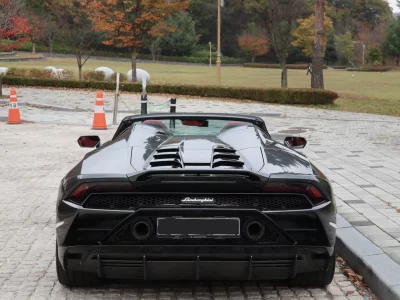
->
6;67;53;79
109;72;127;82
1;76;338;105
83;70;106;81
243;63;328;70
346;66;391;72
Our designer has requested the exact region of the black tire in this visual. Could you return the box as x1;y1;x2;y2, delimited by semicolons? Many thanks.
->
56;243;102;287
289;250;336;287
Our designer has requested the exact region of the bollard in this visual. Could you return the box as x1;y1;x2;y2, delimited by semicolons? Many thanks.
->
141;95;148;115
169;98;176;128
170;98;176;113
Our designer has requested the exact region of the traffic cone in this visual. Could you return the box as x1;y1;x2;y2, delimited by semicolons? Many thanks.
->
7;88;21;124
92;90;107;130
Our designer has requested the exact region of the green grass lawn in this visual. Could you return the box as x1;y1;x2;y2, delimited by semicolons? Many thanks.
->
1;57;400;116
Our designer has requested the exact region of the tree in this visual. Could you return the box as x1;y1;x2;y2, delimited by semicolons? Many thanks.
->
367;45;382;64
157;12;198;56
312;0;327;90
25;11;43;53
324;33;338;65
292;14;334;57
0;0;30;52
189;0;248;57
46;0;100;80
84;0;188;82
238;24;270;63
148;39;162;61
245;0;309;88
335;31;356;65
383;18;400;66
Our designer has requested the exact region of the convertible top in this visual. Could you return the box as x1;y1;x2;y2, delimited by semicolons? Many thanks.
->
113;113;268;140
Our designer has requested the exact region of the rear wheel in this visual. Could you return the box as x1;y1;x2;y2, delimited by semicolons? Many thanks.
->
56;243;102;287
289;250;336;287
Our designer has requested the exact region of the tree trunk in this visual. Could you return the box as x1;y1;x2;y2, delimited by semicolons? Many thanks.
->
131;50;138;82
280;58;288;88
0;78;2;97
252;56;255;63
32;42;36;54
311;0;325;90
49;39;53;56
78;66;82;80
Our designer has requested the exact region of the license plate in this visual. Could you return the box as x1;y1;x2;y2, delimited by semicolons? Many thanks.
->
157;217;240;237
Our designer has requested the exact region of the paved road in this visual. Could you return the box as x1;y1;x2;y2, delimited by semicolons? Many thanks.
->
2;87;400;299
0;123;369;300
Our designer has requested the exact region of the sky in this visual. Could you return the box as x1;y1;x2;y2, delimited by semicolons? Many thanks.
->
388;0;400;13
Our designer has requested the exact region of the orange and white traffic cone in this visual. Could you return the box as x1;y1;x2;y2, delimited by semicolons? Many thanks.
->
92;90;107;130
7;88;21;124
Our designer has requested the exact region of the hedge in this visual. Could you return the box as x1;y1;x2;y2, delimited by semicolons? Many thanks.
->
346;66;392;72
1;76;339;105
243;63;327;70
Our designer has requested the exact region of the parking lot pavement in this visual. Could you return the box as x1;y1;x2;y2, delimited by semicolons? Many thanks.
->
1;87;400;299
0;123;373;300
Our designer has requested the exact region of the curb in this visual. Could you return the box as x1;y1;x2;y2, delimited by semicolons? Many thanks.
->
336;214;400;300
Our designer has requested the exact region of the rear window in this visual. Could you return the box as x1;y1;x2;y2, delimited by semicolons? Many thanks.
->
134;119;254;136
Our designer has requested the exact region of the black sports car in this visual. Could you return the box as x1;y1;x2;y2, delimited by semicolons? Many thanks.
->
56;113;336;287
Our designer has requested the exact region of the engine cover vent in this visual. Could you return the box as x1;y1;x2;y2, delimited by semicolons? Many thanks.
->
149;147;183;168
212;147;244;168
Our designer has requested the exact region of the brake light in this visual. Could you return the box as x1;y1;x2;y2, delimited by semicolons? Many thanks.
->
67;182;135;205
307;185;323;199
264;182;325;206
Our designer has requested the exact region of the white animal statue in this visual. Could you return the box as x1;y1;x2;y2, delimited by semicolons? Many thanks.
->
127;69;151;84
95;67;114;80
55;69;66;79
44;66;57;75
0;67;9;75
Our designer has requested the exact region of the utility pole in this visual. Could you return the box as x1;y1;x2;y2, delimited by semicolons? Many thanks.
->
216;0;223;85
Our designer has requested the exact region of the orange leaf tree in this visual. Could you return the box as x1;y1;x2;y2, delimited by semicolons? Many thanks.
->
83;0;189;82
0;0;30;52
238;26;270;63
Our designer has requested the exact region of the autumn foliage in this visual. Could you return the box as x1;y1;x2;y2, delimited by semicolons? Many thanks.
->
238;27;270;63
83;0;188;81
0;0;30;52
292;14;333;57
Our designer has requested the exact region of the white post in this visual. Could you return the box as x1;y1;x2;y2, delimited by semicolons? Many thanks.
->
209;42;212;67
113;73;120;125
362;44;366;65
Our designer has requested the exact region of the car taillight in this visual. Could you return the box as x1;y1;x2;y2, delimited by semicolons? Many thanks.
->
263;182;325;206
67;182;135;205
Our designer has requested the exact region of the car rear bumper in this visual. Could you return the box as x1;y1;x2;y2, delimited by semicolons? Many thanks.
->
58;244;334;280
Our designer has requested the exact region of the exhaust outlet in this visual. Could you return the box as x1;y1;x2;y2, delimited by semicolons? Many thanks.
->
131;220;152;240
245;221;265;241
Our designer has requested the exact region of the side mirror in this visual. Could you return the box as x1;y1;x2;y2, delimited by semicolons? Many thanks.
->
77;136;101;148
284;136;307;149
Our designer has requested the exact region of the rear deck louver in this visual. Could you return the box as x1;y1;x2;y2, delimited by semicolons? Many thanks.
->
150;147;183;168
212;147;244;168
